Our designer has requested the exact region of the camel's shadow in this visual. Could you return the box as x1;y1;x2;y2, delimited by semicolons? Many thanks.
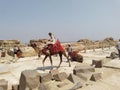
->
35;66;57;70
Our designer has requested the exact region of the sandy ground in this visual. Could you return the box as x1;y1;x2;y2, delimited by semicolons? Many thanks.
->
0;47;120;90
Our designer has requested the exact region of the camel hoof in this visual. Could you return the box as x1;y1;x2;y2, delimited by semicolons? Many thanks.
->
69;65;71;67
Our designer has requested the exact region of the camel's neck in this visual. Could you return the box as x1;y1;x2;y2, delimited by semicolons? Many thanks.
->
32;46;40;53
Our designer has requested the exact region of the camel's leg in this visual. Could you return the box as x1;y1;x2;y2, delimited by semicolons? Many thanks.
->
57;53;62;68
63;52;71;67
48;55;53;70
42;55;48;71
38;50;42;60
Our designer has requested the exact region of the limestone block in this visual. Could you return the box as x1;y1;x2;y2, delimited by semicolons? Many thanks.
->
69;82;82;90
90;73;102;81
40;73;52;83
53;72;68;81
0;79;8;90
49;69;59;77
12;84;19;90
76;73;92;81
92;60;102;68
38;83;50;90
19;70;40;90
73;66;95;74
67;73;83;84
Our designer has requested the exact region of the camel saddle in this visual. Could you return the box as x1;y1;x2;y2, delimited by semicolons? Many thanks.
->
42;40;64;54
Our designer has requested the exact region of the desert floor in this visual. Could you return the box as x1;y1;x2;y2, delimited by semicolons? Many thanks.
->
0;46;120;90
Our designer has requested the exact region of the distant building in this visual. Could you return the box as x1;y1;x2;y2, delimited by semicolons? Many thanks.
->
0;40;20;47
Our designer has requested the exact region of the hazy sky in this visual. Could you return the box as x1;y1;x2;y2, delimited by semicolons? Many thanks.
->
0;0;120;43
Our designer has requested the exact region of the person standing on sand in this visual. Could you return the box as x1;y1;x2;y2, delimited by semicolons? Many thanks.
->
13;45;18;58
17;47;22;58
116;39;120;59
66;44;73;60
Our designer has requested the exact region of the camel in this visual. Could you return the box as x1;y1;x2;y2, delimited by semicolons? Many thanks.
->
31;40;71;70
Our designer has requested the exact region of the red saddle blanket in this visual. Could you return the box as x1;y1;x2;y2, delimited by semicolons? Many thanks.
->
42;40;64;54
70;51;78;58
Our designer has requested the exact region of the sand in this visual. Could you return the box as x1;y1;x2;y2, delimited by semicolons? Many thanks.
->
0;46;120;90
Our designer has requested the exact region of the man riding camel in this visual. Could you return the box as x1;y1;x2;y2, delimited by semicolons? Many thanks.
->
31;32;71;70
47;32;56;44
45;32;56;49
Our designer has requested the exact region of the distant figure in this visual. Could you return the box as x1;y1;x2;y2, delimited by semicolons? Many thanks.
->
1;48;6;57
17;47;22;58
116;39;120;59
66;44;72;60
13;45;18;58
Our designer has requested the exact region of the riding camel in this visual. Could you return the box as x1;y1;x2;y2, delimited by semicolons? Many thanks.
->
31;40;71;70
